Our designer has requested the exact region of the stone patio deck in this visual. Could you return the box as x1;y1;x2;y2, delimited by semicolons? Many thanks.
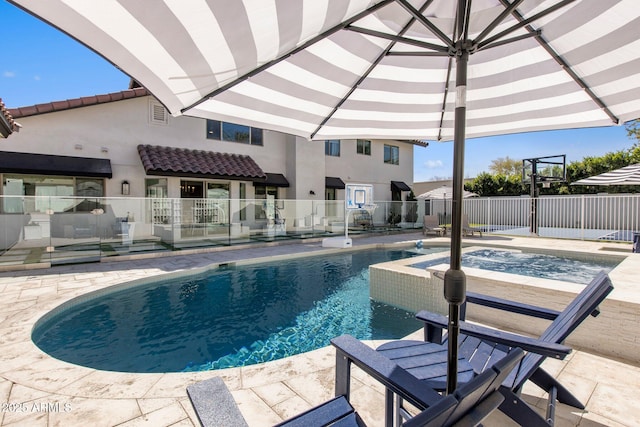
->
0;233;637;426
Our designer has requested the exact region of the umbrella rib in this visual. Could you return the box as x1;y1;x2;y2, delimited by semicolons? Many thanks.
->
437;58;454;142
460;0;472;42
475;0;576;51
495;0;620;125
179;0;395;115
394;0;454;50
477;30;541;52
386;51;450;57
310;0;435;139
474;0;526;45
346;26;449;53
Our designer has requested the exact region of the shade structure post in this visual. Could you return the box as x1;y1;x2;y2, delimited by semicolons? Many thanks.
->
529;163;539;235
444;35;470;394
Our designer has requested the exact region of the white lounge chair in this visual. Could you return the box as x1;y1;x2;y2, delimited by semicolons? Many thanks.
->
462;214;482;237
423;215;445;236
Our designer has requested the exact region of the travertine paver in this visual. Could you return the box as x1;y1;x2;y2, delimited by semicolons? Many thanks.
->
0;234;638;426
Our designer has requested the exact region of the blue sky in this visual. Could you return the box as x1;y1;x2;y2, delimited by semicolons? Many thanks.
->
1;2;636;182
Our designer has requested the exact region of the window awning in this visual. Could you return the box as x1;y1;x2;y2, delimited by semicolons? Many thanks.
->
391;181;411;192
0;151;112;178
254;173;290;187
325;176;345;189
138;144;265;181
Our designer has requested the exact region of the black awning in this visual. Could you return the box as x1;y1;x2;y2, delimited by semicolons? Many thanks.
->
325;176;345;189
391;181;411;192
0;151;112;178
254;173;290;187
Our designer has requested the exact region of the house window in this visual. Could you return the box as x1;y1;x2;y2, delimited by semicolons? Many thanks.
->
206;182;229;199
145;178;168;198
180;180;204;199
149;100;168;125
254;185;278;220
206;120;263;145
206;120;221;140
357;139;371;155
2;174;103;213
75;178;104;198
384;144;399;165
223;122;250;143
325;140;341;157
239;182;246;221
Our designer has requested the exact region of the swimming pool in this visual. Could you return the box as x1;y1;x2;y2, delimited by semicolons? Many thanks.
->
410;248;620;284
32;249;421;373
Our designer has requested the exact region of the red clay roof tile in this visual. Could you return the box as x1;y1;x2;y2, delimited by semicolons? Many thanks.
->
8;88;150;118
0;98;18;137
137;144;265;180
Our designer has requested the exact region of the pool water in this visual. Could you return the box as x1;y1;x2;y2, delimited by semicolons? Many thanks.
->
410;248;619;284
32;249;421;373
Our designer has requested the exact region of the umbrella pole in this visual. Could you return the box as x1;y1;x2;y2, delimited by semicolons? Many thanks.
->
444;39;469;394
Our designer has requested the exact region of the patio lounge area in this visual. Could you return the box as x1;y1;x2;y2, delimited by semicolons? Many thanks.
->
0;233;638;426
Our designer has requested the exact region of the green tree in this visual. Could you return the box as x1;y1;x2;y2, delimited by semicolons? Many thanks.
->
625;119;640;141
469;132;640;196
564;144;640;194
465;172;524;197
488;156;522;176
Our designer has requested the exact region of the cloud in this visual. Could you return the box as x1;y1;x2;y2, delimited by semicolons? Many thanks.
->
424;160;444;169
33;75;41;81
3;71;16;78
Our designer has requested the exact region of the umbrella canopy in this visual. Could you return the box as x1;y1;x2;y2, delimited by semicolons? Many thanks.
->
11;0;640;393
417;186;477;199
11;0;639;141
572;163;640;186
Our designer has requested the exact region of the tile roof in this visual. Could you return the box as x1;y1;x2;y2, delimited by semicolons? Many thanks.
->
8;88;150;118
0;98;18;138
137;144;265;180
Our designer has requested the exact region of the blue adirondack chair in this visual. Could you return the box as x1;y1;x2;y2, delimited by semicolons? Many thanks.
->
276;335;525;427
187;335;524;427
376;270;614;427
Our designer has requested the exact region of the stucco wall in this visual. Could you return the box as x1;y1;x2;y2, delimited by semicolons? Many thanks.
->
4;95;415;202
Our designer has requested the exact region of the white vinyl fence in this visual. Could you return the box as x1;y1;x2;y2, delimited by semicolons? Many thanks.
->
430;194;640;241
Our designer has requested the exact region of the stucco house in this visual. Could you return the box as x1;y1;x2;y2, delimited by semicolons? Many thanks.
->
1;86;426;266
4;86;423;201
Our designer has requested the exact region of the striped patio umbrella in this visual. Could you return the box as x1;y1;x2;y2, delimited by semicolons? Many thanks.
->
572;163;640;186
11;0;640;392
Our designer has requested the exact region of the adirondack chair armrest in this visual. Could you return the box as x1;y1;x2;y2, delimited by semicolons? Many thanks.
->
415;311;572;359
330;335;442;410
458;321;572;359
465;291;561;321
414;310;448;343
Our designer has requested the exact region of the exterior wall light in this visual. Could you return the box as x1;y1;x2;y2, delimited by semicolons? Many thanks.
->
121;180;130;195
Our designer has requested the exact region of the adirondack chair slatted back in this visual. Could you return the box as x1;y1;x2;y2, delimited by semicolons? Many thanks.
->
512;271;613;390
401;395;458;427
442;349;525;426
403;349;524;427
